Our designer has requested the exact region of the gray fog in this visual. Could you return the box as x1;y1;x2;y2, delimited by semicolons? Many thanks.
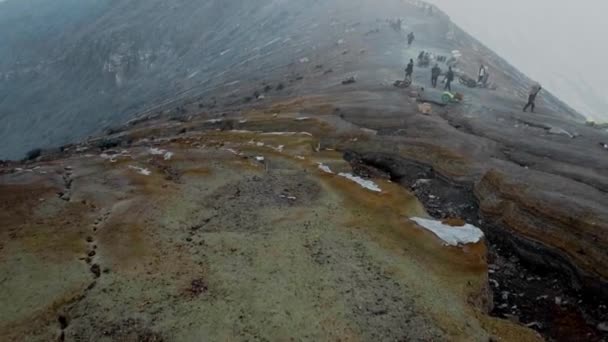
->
428;0;608;122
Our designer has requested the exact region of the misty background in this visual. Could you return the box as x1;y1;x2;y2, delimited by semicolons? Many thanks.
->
428;0;608;122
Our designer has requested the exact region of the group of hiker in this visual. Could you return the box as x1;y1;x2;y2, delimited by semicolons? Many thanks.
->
404;31;541;112
406;60;454;91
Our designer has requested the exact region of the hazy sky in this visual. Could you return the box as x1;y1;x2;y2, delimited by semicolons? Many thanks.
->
427;0;608;122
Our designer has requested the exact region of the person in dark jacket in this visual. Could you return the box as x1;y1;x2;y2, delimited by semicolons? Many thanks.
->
431;64;441;88
523;84;542;112
407;32;415;47
405;59;414;80
444;67;454;91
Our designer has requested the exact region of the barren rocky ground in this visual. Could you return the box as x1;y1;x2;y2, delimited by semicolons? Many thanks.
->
1;1;607;341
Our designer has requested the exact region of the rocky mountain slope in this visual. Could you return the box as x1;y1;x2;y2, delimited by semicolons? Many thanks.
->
1;0;607;341
0;0;581;160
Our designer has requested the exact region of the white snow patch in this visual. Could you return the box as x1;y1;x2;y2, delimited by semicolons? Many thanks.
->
220;49;232;56
271;145;285;152
295;117;311;121
255;156;265;162
206;118;223;123
410;217;484;247
338;173;381;192
128;166;151;176
149;148;173;160
261;132;295;136
100;152;129;163
238;119;248;124
360;128;378;136
149;148;165;155
299;57;310;63
318;163;334;174
225;148;244;156
260;132;313;137
296;156;306;160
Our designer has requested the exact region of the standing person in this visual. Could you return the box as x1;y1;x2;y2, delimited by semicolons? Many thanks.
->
431;64;441;88
444;66;454;91
405;59;414;81
482;68;490;87
523;84;542;112
478;64;486;84
407;32;415;47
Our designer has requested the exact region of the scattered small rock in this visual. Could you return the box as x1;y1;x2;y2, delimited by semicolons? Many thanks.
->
95;138;121;150
418;103;432;115
441;217;466;227
341;76;356;85
90;264;101;278
187;278;208;296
